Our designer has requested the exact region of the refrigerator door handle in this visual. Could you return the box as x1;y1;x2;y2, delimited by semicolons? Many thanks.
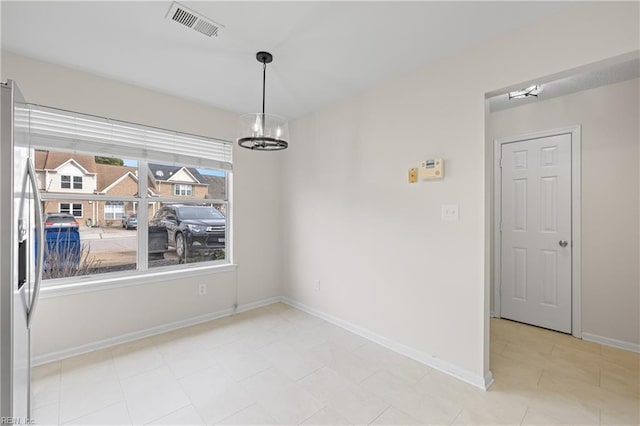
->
26;158;44;328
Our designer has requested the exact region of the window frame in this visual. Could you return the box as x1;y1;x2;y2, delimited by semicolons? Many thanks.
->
60;175;71;189
173;183;193;196
16;103;234;293
59;202;83;218
73;175;83;189
104;200;125;220
40;160;232;288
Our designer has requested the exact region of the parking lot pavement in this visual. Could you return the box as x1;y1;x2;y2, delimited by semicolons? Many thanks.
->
79;226;135;240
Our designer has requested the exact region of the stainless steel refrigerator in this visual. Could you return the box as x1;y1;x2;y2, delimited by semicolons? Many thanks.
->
0;80;44;421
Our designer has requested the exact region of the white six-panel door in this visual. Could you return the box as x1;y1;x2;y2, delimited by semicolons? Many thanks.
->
500;134;572;333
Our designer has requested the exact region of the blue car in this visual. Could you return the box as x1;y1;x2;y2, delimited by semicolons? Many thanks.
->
42;213;81;272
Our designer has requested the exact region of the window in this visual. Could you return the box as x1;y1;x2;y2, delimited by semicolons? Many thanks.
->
149;162;228;268
60;175;83;190
104;201;125;220
20;103;233;285
173;184;193;196
60;203;83;217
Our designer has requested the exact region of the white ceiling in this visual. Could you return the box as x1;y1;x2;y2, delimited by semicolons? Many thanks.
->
2;1;569;119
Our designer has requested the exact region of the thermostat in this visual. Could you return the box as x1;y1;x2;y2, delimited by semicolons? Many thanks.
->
420;158;444;180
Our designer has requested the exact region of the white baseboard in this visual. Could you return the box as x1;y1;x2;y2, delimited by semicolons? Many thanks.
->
281;297;492;390
34;295;494;391
32;296;282;366
582;332;640;353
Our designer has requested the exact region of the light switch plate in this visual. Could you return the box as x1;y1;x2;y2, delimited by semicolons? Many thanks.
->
441;204;459;221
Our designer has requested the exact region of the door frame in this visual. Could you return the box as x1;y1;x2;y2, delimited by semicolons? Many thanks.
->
493;126;582;338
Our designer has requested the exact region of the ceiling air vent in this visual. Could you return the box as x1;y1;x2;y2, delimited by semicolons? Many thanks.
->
166;2;223;38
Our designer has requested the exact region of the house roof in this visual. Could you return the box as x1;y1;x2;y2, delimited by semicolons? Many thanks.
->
35;150;97;173
201;175;226;200
148;163;205;184
95;163;137;193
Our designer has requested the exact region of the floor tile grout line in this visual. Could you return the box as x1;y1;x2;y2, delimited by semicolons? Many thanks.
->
294;364;326;384
60;400;129;425
104;353;131;425
366;403;391;425
448;407;464;425
55;361;62;426
143;401;192;425
295;404;327;425
519;406;529;425
214;401;259;425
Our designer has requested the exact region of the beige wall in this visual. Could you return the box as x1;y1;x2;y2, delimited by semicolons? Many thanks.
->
1;51;283;357
282;2;639;385
2;2;638;382
489;78;640;345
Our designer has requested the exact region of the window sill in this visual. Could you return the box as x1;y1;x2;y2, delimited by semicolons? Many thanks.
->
39;263;237;299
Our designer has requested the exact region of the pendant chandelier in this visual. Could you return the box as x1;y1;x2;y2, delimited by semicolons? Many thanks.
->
237;51;289;151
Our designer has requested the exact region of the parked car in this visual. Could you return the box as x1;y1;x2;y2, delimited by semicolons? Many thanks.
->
150;205;225;260
121;213;137;230
44;213;79;229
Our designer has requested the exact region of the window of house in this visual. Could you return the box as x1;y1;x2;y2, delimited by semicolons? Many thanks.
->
61;175;83;189
104;201;125;220
60;202;83;217
73;176;83;189
21;104;232;286
173;184;193;196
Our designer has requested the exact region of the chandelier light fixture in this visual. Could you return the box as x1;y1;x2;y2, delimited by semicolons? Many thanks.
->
237;51;289;151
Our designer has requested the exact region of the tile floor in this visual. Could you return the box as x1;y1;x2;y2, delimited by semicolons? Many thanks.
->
32;303;639;425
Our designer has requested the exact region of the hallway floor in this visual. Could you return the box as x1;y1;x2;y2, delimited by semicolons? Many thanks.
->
32;303;639;425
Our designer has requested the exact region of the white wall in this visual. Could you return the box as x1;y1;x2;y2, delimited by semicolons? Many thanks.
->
1;51;283;357
281;2;639;385
489;78;640;346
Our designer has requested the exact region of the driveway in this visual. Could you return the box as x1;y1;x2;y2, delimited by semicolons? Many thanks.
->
78;226;178;267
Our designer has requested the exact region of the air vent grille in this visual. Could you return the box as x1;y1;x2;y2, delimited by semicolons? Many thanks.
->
166;2;223;38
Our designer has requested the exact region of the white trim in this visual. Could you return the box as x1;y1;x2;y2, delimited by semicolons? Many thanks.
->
166;167;199;184
55;158;95;176
280;297;492;390
32;296;281;366
32;294;494;391
582;332;640;353
59;201;83;218
493;126;582;337
173;183;194;196
39;263;237;299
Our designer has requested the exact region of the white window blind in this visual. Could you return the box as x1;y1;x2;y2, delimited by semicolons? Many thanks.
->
15;104;233;171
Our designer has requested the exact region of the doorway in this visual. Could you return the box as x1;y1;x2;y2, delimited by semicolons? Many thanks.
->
493;127;581;336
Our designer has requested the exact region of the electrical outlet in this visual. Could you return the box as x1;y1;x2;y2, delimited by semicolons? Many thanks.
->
198;283;207;295
441;204;460;221
314;280;321;291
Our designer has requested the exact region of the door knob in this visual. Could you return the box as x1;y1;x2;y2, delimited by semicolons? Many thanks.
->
559;240;568;247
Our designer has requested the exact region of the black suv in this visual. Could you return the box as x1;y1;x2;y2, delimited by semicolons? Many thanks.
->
150;205;225;260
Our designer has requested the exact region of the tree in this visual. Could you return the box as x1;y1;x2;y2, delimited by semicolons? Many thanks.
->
95;156;124;166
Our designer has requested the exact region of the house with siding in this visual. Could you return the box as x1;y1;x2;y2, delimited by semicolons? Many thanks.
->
35;150;223;227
